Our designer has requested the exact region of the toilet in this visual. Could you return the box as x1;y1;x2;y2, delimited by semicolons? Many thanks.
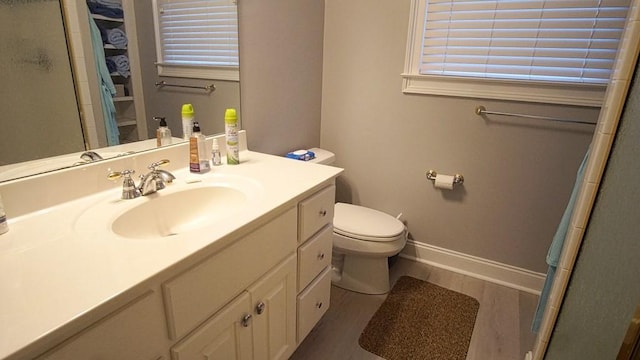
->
307;148;407;295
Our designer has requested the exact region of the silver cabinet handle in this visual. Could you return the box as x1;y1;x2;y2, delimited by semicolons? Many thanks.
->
316;301;323;309
241;313;252;327
317;252;325;260
319;209;327;217
256;301;266;315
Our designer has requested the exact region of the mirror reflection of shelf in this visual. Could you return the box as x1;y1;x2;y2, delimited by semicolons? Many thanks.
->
86;0;147;145
91;14;123;22
104;44;126;50
118;121;137;127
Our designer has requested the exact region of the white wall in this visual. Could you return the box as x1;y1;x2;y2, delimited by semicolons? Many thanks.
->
320;0;598;273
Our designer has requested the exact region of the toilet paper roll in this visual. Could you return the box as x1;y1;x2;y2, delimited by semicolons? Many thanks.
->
434;174;455;190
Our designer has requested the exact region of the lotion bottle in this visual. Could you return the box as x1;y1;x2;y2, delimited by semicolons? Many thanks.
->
225;108;239;165
189;121;210;173
182;104;194;140
154;116;172;147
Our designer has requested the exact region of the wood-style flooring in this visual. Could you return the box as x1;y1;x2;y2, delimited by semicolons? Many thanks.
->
290;257;538;360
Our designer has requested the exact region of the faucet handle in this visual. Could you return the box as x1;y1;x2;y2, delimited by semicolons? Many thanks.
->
107;169;135;181
148;159;170;171
107;169;141;199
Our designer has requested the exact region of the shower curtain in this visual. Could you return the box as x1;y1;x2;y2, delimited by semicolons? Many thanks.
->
532;150;589;332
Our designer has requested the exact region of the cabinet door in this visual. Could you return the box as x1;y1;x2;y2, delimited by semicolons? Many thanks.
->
248;254;297;360
171;292;253;360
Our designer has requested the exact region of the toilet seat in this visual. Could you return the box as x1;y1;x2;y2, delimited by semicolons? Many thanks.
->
333;203;405;242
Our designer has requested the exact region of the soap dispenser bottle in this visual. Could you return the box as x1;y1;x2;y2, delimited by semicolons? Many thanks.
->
189;121;210;173
154;116;172;147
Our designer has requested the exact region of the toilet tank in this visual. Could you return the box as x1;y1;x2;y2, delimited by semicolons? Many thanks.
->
308;148;335;165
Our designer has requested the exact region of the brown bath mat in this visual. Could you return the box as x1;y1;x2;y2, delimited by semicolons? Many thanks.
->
359;276;479;360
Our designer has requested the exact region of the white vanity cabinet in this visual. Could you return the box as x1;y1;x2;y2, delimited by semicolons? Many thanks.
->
38;291;167;360
295;185;336;343
12;179;341;360
166;207;297;360
170;254;297;360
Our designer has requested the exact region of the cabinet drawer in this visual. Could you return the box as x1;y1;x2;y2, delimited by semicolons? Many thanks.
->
297;267;332;343
297;225;332;292
298;185;335;242
163;207;297;340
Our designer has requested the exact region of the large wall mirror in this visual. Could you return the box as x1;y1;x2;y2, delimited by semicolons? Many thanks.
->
0;0;241;183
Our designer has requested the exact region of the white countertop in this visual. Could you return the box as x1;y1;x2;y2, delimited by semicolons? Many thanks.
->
0;150;342;359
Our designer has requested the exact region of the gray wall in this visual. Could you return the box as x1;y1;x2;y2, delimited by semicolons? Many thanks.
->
238;0;325;155
545;60;640;359
320;0;598;272
236;0;604;273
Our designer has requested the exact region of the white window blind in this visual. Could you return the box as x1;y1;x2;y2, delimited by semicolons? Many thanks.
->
421;0;629;84
403;0;631;106
153;0;239;80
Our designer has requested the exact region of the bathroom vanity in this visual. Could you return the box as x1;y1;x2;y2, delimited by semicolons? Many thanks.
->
0;136;342;360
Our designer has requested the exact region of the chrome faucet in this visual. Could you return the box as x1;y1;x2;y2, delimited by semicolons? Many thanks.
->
138;159;175;196
80;151;103;162
107;169;141;199
107;159;175;199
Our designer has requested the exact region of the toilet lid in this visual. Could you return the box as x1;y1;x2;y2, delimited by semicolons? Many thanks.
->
333;203;405;242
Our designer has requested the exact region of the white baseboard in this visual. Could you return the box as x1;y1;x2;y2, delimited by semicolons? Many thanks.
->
400;240;545;295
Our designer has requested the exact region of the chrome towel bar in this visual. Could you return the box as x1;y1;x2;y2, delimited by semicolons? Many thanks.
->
155;81;216;93
475;105;595;126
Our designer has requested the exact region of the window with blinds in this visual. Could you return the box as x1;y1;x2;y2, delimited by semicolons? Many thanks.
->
153;0;239;81
403;0;631;106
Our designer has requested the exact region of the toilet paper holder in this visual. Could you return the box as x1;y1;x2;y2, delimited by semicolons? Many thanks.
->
426;170;464;186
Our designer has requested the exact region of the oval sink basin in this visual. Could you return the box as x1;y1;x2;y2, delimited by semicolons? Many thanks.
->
111;186;248;240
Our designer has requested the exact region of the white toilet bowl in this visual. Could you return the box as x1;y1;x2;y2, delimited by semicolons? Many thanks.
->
331;203;407;295
302;148;408;295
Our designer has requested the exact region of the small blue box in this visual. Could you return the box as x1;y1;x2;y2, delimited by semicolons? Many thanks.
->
285;149;316;161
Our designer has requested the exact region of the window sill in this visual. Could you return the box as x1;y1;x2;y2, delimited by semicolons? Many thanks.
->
401;74;606;107
157;64;239;82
